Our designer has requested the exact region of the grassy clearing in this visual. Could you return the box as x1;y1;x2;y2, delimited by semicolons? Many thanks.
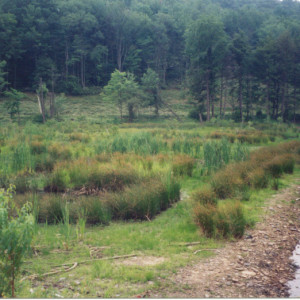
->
15;169;299;298
0;90;299;297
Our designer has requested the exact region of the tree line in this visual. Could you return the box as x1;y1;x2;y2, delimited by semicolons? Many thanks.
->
0;0;299;122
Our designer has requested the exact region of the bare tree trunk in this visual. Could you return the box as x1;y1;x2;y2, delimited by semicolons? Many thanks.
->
11;257;15;298
206;71;210;122
199;112;203;124
128;103;134;122
65;41;69;78
80;53;85;88
238;74;243;122
223;76;228;119
293;88;297;123
281;81;287;121
50;69;55;118
266;81;270;118
211;95;215;118
117;39;123;71
38;78;46;123
220;72;224;117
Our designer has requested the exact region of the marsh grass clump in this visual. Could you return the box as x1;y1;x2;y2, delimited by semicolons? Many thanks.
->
247;168;269;189
44;158;140;193
263;154;295;178
11;144;32;173
34;154;55;172
203;138;231;173
48;143;72;161
215;201;246;238
191;187;217;206
210;141;299;199
38;194;65;223
194;203;216;237
30;141;47;155
78;197;111;225
211;166;245;199
69;132;91;143
172;154;195;177
103;177;180;220
194;200;246;238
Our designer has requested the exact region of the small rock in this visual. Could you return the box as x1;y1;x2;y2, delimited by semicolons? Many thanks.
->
74;280;81;286
205;294;210;298
29;288;34;294
241;270;256;278
55;294;63;298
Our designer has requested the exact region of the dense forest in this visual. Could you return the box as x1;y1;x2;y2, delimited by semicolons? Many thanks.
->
0;0;300;122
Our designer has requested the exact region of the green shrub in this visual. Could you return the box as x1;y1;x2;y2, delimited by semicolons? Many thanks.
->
0;186;34;297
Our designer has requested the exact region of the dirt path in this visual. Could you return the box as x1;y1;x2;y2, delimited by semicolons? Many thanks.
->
153;180;300;298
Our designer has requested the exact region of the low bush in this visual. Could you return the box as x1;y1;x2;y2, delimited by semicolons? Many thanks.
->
30;141;47;155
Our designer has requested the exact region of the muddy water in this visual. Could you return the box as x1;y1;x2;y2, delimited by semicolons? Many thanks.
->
288;243;300;297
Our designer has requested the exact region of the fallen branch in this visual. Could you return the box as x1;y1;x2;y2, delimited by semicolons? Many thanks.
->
193;249;217;255
172;242;202;246
20;262;78;283
57;254;137;267
20;254;137;283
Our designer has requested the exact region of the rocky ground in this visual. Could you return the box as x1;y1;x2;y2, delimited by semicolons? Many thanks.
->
151;181;300;298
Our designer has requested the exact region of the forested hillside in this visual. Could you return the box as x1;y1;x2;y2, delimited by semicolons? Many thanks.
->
0;0;299;122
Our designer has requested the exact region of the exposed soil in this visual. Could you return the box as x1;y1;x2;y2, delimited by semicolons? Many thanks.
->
151;181;300;298
121;256;166;267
